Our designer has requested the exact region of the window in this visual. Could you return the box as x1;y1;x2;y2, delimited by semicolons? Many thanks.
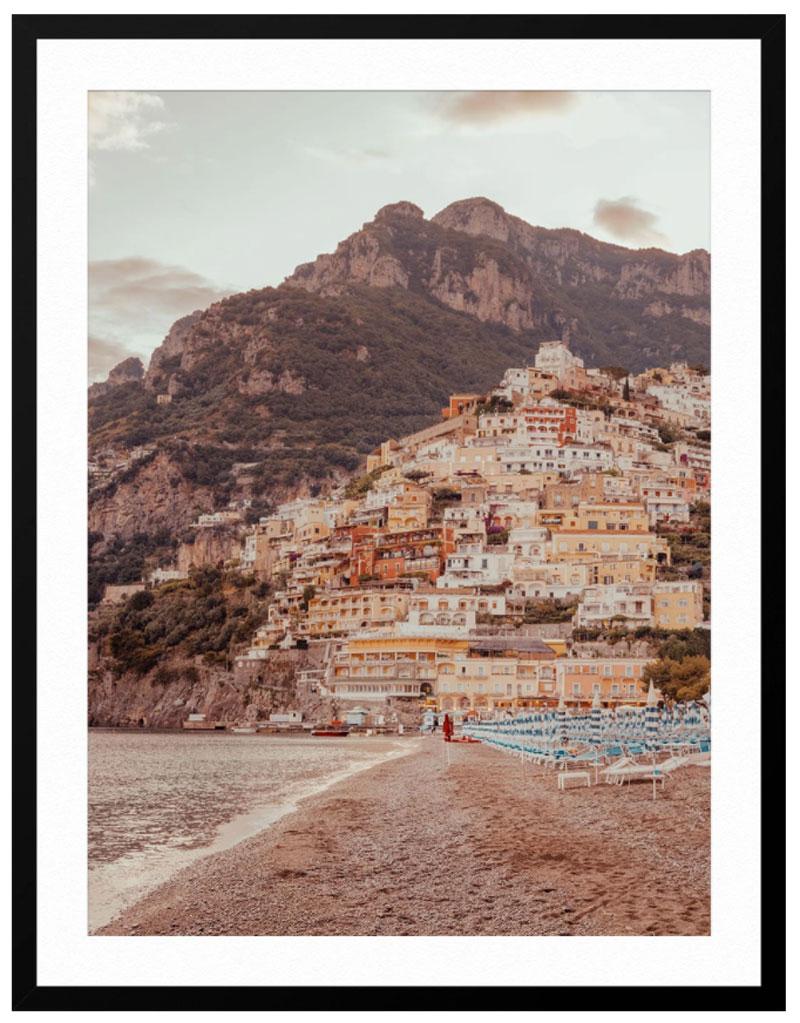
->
588;520;598;530
611;683;620;695
625;665;633;677
572;683;581;695
603;665;612;676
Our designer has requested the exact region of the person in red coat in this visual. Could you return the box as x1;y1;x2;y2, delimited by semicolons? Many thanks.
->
442;713;454;742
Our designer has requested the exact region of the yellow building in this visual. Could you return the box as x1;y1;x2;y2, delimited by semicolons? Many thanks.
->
330;633;469;701
550;530;670;565
556;658;651;707
652;581;704;629
436;654;518;711
386;485;432;531
307;590;410;637
563;502;651;533
436;637;559;712
584;558;657;585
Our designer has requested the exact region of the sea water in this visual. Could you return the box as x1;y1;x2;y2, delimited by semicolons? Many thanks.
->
88;730;407;932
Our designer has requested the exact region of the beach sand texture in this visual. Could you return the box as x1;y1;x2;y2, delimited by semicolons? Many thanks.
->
98;739;709;936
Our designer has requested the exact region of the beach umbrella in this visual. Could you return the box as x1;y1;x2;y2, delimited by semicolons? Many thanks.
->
644;682;663;796
591;691;603;744
590;691;603;780
645;681;661;750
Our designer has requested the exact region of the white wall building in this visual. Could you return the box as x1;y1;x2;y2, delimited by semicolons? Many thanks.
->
437;550;515;588
534;341;584;379
574;584;654;629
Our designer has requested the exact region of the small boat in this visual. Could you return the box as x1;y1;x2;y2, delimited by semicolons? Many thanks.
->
231;726;257;734
311;718;350;737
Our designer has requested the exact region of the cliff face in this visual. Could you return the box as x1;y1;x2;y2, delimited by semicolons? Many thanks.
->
88;451;217;542
88;356;145;400
88;652;322;728
176;526;243;574
287;197;710;354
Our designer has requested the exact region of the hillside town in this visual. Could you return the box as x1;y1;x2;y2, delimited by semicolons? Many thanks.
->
99;341;710;725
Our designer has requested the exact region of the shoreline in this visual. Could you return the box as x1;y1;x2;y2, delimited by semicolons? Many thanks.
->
97;739;709;937
90;735;416;933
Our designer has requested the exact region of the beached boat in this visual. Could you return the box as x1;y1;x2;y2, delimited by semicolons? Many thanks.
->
230;726;257;734
310;719;350;737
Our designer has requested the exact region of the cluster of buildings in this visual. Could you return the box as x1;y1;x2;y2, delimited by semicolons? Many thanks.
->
88;444;156;491
148;342;711;718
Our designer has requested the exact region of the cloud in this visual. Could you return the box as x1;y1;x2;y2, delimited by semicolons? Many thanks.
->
592;196;667;245
90;257;230;319
88;335;139;381
442;91;577;124
88;91;170;152
88;257;234;381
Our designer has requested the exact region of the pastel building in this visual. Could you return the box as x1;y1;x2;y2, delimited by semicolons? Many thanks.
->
652;580;704;629
556;658;650;707
574;584;654;630
307;590;410;637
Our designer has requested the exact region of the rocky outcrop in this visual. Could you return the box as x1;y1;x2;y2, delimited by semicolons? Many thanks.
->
431;195;511;241
285;196;710;345
176;526;244;573
644;299;711;326
88;651;321;728
89;356;145;400
290;228;409;297
143;310;204;391
88;451;216;542
238;367;306;397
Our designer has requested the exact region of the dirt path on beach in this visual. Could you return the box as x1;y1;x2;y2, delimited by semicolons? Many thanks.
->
98;739;709;936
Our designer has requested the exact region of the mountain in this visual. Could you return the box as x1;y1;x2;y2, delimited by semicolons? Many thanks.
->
88;355;144;400
288;197;709;367
88;197;709;590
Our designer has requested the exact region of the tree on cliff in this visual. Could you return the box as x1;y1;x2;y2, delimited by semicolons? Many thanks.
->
641;654;710;703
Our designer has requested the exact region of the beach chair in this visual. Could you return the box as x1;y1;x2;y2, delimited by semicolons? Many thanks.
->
607;755;688;787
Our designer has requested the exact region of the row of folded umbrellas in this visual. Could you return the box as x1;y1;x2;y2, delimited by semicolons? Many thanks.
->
463;697;710;750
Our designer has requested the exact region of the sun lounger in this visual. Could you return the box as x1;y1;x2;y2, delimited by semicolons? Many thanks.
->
605;755;688;786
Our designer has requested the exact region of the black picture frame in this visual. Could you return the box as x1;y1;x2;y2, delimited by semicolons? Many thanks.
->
12;13;786;1012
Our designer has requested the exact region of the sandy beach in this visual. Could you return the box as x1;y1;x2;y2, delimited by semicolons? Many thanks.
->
98;737;709;937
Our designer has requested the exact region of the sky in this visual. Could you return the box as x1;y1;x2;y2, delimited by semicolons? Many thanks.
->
88;90;710;381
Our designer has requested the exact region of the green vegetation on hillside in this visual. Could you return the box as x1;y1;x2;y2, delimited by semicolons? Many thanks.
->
96;567;271;676
88;530;177;606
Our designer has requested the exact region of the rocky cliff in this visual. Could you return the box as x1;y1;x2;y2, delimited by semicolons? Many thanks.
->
88;355;145;400
88;450;217;542
287;196;710;364
88;650;322;729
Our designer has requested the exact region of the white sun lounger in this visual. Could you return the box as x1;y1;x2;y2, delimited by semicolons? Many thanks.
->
604;756;689;786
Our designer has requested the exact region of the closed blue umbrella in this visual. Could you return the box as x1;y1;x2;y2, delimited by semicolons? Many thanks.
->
645;682;660;745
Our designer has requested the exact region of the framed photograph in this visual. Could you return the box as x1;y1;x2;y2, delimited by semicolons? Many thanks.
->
13;12;785;1011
